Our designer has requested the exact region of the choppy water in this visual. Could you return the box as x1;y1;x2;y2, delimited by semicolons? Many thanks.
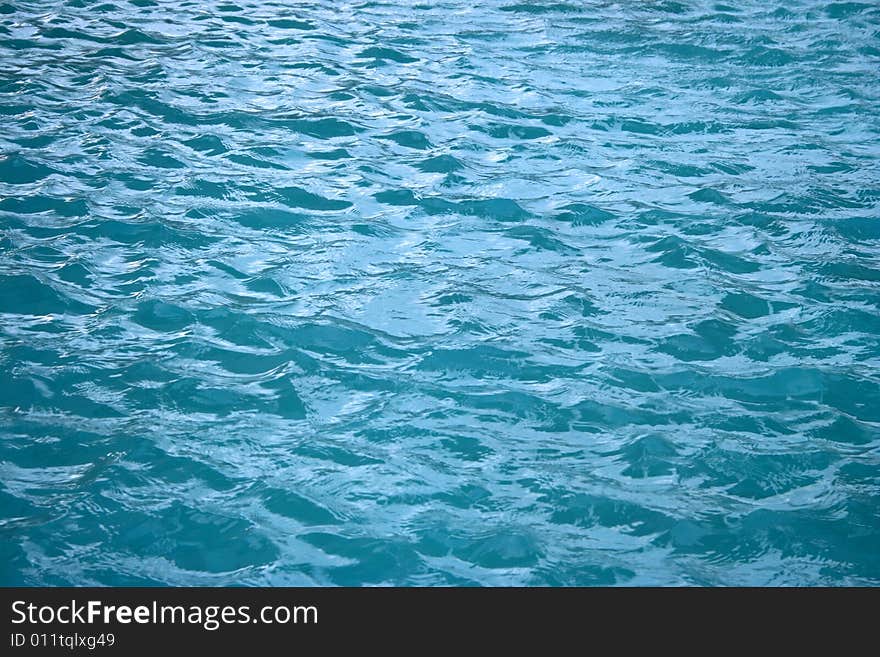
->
1;0;879;586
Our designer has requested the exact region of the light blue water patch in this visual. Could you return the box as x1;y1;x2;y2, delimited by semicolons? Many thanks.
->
1;0;879;586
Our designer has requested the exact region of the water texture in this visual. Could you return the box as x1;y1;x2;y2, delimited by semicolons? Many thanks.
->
1;0;879;586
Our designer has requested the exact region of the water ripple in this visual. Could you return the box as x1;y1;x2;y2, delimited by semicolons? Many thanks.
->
1;0;879;585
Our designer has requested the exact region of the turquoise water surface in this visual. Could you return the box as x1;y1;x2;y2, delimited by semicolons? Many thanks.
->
1;1;879;586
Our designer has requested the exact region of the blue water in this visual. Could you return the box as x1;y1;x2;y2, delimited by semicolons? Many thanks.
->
1;0;879;586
